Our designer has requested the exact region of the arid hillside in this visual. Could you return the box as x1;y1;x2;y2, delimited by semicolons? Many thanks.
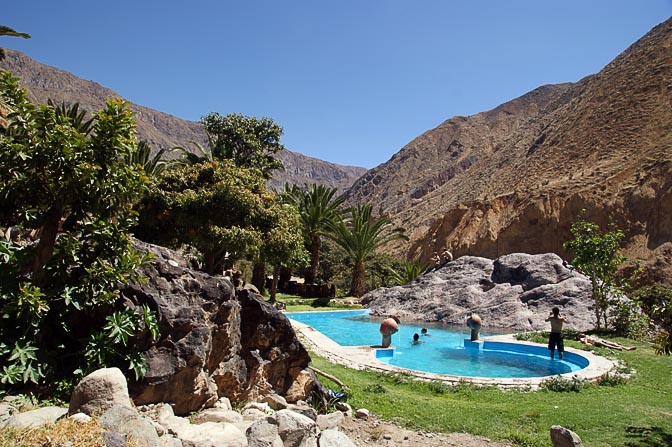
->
345;18;672;284
0;50;366;192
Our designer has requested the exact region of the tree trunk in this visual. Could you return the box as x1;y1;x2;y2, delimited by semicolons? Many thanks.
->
269;265;280;303
31;205;63;285
349;260;367;298
204;252;217;276
252;262;266;295
305;235;321;285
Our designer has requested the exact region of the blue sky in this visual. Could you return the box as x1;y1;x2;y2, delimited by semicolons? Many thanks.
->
4;1;671;168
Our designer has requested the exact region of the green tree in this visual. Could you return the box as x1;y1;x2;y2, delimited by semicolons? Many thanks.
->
0;72;153;387
633;285;672;355
0;25;31;61
200;112;284;178
327;204;408;297
257;199;308;302
283;183;345;285
135;160;283;275
563;217;627;330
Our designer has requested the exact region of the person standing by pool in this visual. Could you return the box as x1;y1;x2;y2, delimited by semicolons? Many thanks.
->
545;307;567;360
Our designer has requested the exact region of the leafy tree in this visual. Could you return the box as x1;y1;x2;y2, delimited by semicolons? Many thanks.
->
257;199;309;302
0;25;31;61
327;204;408;297
563;217;627;330
633;285;672;355
0;72;154;387
135;160;287;275
283;183;345;285
200;112;284;178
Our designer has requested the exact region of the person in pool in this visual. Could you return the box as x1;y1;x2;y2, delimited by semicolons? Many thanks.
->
545;307;567;359
421;327;431;336
411;333;424;345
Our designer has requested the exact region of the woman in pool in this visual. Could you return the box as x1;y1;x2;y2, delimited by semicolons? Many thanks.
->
411;333;424;345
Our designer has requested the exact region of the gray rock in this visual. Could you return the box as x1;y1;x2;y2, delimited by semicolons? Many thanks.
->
550;425;583;447
247;418;284;447
318;429;357;447
260;393;288;410
1;406;68;428
214;397;233;410
362;254;596;331
121;241;312;415
334;402;352;417
99;404;161;447
192;408;244;424
286;403;317;421
355;408;369;420
242;407;269;421
276;409;319;447
172;421;247;447
68;367;132;416
0;402;16;423
316;411;344;430
103;431;127;447
69;412;93;424
160;436;184;447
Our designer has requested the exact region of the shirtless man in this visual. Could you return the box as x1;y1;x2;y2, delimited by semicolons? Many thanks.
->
545;307;567;360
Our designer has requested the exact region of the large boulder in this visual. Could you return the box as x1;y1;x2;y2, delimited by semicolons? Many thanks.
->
362;253;595;331
120;241;312;415
68;367;132;416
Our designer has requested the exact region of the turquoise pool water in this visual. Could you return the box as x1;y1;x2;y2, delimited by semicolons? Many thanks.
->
287;309;586;378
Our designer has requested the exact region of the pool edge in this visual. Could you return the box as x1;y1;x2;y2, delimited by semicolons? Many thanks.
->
289;319;616;389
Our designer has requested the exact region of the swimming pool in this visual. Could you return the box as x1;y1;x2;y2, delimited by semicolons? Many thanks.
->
287;309;587;379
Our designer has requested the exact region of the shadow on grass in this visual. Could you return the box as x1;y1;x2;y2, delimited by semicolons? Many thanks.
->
625;426;672;447
311;298;331;307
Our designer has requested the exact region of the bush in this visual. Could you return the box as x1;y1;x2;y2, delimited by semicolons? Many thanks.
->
609;299;649;339
540;375;585;392
597;372;628;387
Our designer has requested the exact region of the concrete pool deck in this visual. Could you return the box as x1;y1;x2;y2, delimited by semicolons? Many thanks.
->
290;319;616;389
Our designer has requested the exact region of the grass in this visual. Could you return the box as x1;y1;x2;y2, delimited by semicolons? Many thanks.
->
309;337;672;447
0;418;108;447
274;293;363;312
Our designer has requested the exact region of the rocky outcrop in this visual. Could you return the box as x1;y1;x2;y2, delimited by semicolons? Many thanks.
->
0;50;367;193
361;253;595;332
118;241;313;415
344;18;672;285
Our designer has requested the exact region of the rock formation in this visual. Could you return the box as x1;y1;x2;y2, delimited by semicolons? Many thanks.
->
118;241;315;415
361;253;595;332
345;18;672;285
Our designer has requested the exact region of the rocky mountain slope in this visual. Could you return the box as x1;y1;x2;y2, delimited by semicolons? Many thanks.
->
0;50;366;192
345;18;672;285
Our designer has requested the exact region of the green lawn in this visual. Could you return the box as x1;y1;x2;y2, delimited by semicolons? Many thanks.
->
275;293;363;312
309;338;672;447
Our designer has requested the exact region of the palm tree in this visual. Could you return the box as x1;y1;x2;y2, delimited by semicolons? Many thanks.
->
127;141;175;176
48;100;94;135
284;183;345;285
328;204;408;297
172;135;215;165
0;25;31;61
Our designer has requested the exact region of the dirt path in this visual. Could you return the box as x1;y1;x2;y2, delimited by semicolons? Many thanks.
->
339;414;513;447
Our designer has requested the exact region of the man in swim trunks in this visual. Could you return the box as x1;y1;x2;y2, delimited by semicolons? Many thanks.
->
545;307;567;360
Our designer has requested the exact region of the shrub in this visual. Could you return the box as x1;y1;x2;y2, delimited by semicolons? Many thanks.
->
540;375;585;392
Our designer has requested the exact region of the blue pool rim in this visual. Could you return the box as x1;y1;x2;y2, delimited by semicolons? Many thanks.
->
288;312;615;388
375;340;591;372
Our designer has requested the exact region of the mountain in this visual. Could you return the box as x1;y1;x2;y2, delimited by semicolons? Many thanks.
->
0;50;366;193
345;18;672;285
